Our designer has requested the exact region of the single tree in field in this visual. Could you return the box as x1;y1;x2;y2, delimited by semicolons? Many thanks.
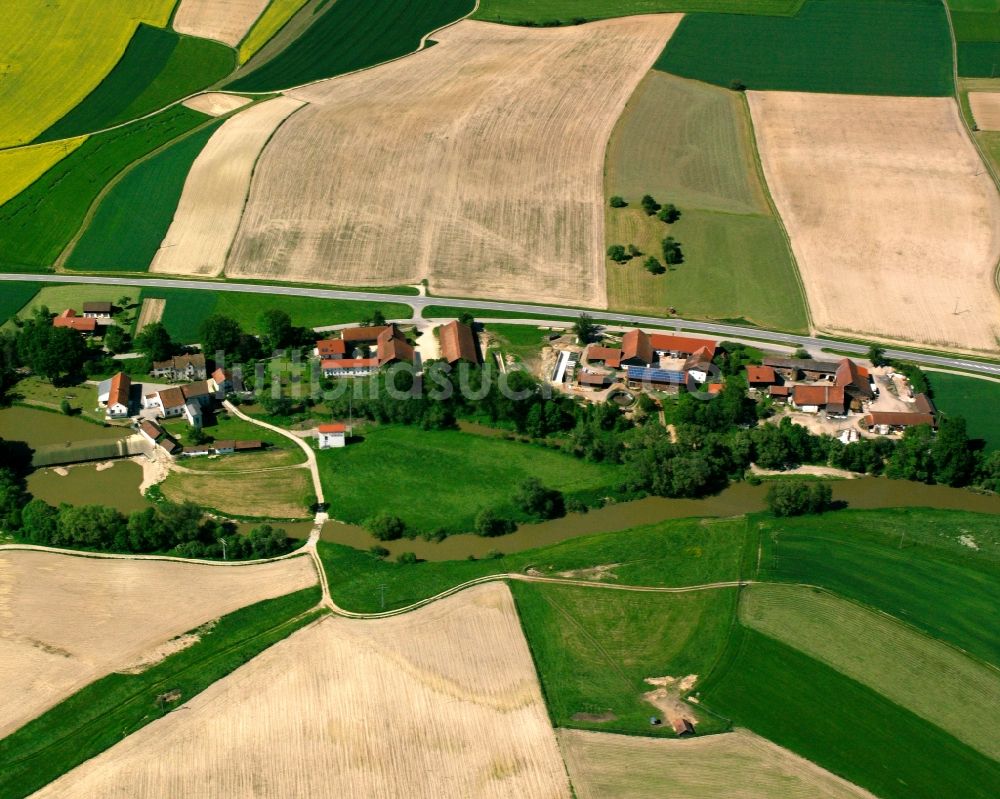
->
644;256;665;275
609;195;627;208
661;236;683;265
116;295;132;310
573;313;598;345
657;204;681;223
606;244;628;263
628;244;641;258
103;325;129;355
641;194;660;215
362;309;387;327
259;308;294;351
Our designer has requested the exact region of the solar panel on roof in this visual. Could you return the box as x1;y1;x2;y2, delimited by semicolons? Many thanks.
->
626;366;685;383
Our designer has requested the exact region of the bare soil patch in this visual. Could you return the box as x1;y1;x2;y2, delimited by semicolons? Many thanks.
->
748;91;1000;354
173;0;270;47
969;92;1000;131
135;297;164;335
223;17;681;305
34;583;571;799
559;727;876;799
182;92;252;117
0;550;315;737
150;95;304;277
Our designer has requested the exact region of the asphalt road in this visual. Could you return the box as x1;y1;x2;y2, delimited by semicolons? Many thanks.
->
4;272;998;377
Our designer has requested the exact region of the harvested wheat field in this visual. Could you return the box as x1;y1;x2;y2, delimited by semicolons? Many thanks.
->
969;92;1000;131
134;297;165;334
34;582;571;799
219;17;681;305
558;728;875;799
150;95;304;277
748;91;1000;354
172;0;271;47
160;465;314;519
0;549;315;738
182;92;252;117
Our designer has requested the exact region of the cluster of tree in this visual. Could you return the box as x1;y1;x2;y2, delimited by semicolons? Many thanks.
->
13;308;88;383
662;236;683;266
606;243;643;264
765;480;834;517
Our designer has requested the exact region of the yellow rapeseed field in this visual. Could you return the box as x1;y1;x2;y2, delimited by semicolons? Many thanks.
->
0;137;86;206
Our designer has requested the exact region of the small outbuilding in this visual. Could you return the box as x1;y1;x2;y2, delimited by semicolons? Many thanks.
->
671;717;696;736
317;423;348;449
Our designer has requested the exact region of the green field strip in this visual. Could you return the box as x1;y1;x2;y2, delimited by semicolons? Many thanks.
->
227;0;475;92
35;24;235;143
316;424;621;535
319;516;747;613
0;586;323;799
512;581;736;735
928;371;1000;451
699;627;1000;799
473;0;804;24
656;0;954;96
0;282;40;326
238;0;312;63
741;584;1000;760
755;508;1000;666
958;41;1000;75
65;120;225;273
0;106;208;272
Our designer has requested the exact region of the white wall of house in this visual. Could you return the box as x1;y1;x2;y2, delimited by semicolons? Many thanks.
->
318;432;345;449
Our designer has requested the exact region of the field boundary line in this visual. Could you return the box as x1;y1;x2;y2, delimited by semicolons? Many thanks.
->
0;543;313;567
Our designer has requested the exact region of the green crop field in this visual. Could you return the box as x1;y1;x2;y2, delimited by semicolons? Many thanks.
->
929;372;1000;451
512;581;737;735
228;0;475;91
604;72;807;331
473;0;803;24
238;0;311;63
0;1;174;148
741;584;1000;759
0;587;322;799
958;42;1000;76
65;121;224;272
138;287;412;343
8;285;131;322
699;628;1000;799
0;138;87;207
948;2;1000;77
656;0;954;96
319;515;748;612
36;25;235;143
0;282;38;326
755;508;1000;665
316;424;621;534
0;107;208;272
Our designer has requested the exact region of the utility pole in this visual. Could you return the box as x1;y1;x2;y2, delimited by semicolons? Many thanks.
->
378;584;386;610
219;538;227;561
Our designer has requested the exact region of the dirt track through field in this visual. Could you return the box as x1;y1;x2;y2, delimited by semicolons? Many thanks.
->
34;583;571;799
172;0;270;46
220;16;680;306
150;96;304;277
0;550;315;738
748;91;1000;354
134;297;164;333
559;728;876;799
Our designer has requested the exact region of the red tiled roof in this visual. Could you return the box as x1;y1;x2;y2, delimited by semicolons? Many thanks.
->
158;386;186;409
181;380;213;400
318;423;347;434
341;325;390;343
316;338;348;358
578;371;612;386
622;329;654;364
53;309;97;332
323;357;379;369
108;372;131;409
139;420;163;440
865;411;936;428
706;382;723;395
586;345;622;368
212;367;232;383
377;327;415;364
234;440;262;450
769;385;790;397
650;333;717;359
793;384;845;407
439;320;479;364
747;365;777;384
834;358;873;397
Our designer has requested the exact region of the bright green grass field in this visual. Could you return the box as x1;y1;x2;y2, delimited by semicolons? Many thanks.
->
741;584;1000;760
512;581;737;735
929;372;1000;451
138;287;411;343
473;0;803;24
958;41;1000;76
0;107;208;271
317;424;620;534
228;0;474;92
699;627;1000;799
66;121;225;272
0;282;38;325
952;10;1000;42
8;284;129;321
656;0;954;96
36;25;235;143
755;508;1000;666
0;586;322;799
318;515;748;612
